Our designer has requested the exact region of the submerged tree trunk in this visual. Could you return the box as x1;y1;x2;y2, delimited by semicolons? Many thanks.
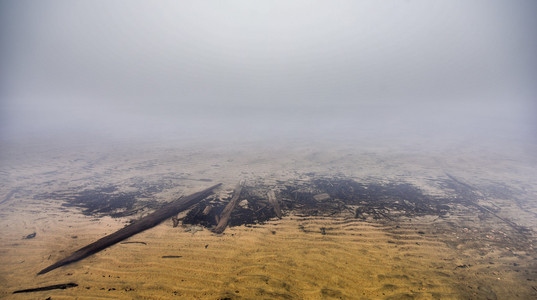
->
13;283;78;294
267;189;282;218
37;183;221;275
213;182;243;234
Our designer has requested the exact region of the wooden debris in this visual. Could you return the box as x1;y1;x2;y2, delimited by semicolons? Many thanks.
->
202;205;213;215
13;282;78;294
37;184;221;275
120;241;147;245
213;182;243;234
171;216;180;227
267;190;282;218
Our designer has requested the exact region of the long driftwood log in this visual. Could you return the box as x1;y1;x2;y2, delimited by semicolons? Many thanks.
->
267;189;282;219
213;182;243;234
13;283;78;294
37;183;221;275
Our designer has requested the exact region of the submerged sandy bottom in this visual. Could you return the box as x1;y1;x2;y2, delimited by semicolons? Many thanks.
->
1;138;536;299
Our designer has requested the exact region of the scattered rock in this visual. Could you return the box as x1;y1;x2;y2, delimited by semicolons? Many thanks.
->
238;200;248;209
186;225;204;234
23;232;36;239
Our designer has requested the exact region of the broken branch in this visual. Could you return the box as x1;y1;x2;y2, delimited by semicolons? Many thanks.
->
267;189;282;218
213;182;243;234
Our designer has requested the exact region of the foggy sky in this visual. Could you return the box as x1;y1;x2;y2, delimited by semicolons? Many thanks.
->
1;0;536;144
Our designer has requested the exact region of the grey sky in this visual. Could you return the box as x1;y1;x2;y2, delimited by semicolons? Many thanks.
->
1;0;535;142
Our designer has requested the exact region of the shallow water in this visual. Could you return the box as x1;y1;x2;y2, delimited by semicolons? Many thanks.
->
1;138;536;299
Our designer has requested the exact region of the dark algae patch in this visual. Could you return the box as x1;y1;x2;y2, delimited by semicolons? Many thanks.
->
280;178;449;219
35;179;177;217
64;187;138;216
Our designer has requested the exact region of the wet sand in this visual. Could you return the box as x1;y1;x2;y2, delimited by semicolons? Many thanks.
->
1;138;536;299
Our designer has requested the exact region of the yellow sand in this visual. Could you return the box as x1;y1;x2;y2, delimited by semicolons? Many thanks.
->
2;208;535;299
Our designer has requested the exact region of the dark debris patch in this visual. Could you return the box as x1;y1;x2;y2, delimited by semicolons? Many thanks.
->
278;178;450;220
35;180;176;217
182;177;452;229
181;189;278;228
230;186;277;226
56;187;139;217
36;176;531;244
182;196;222;228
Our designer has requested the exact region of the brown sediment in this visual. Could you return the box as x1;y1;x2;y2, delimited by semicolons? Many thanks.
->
37;184;221;275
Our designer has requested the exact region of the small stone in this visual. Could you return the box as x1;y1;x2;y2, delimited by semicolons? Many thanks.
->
23;232;36;239
313;193;330;201
238;200;248;209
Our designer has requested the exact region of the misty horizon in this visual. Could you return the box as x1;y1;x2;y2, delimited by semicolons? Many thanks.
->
1;1;536;149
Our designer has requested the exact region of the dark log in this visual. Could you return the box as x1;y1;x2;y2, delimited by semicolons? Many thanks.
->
213;183;243;234
37;184;221;275
13;282;78;293
267;190;282;218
